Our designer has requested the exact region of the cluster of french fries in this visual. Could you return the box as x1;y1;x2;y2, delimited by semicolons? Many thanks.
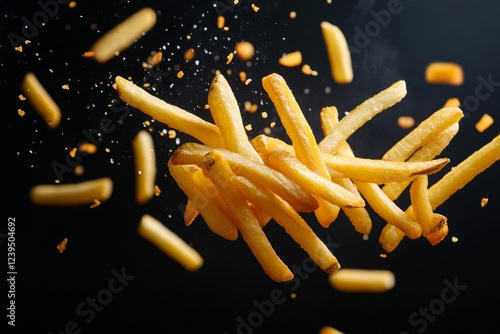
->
114;72;500;281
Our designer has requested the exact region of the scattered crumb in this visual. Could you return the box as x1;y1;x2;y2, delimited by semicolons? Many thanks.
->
362;234;369;240
226;52;234;64
380;253;387;258
62;84;70;90
398;116;415;129
443;97;460;108
204;104;210;110
147;51;163;67
69;1;77;8
301;64;318;76
290;11;297;19
217;16;225;29
18;94;26;101
290;292;297;299
69;147;77;158
74;165;84;176
154;185;161;196
245;124;252;131
105;148;110;153
83;51;95;58
177;71;184;79
90;199;101;208
251;4;260;12
15;45;23;52
79;142;97;154
235;41;255;61
168;130;177;139
239;71;247;82
244;78;252;85
278;51;302;67
481;197;489;207
475;113;494;133
451;236;458;243
57;238;68;253
184;48;196;61
18;109;25;116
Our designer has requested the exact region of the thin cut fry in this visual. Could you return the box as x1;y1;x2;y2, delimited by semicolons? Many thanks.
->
425;62;464;86
328;268;395;293
138;214;203;271
90;8;157;63
233;176;340;274
202;150;293;282
321;21;353;84
115;76;225;148
262;73;340;227
409;175;434;237
30;177;113;206
132;130;156;204
318;80;407;154
208;74;262;162
475;113;494;133
20;72;61;128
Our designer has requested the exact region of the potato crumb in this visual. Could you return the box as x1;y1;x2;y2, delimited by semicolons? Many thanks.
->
217;16;225;29
15;45;23;52
83;51;95;58
443;97;460;108
251;4;260;12
245;124;253;131
147;51;163;66
168;129;177;139
177;71;185;79
154;185;161;196
301;64;318;76
475;113;494;133
69;147;77;158
18;94;26;101
69;1;77;8
234;0;239;4
244;78;252;85
25;40;31;44
278;51;302;67
397;116;415;129
90;199;101;208
78;142;97;154
204;104;210;110
223;26;229;31
226;52;234;64
425;62;464;86
74;165;84;176
270;121;276;128
57;238;68;253
143;83;151;88
18;109;25;116
105;148;111;153
263;127;271;135
62;84;70;90
481;197;489;207
290;292;297;299
451;236;458;243
261;111;268;118
239;71;247;82
380;253;387;258
235;41;255;61
290;11;297;19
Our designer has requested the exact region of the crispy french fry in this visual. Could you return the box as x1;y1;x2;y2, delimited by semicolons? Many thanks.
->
30;177;113;206
138;214;203;271
90;8;157;63
202;150;293;282
21;72;61;128
170;142;318;213
115;76;225;148
208;74;262;162
183;199;198;226
262;73;340;227
328;268;395;293
409;175;434;237
318;80;407;154
267;150;365;209
321;21;353;84
167;162;238;241
382;107;463;162
232;176;340;274
132;130;156;204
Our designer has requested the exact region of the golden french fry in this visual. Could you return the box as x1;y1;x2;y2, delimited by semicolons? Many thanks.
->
138;214;203;271
382;122;459;200
232;176;340;274
168;162;238;241
30;177;113;206
382;107;463;162
409;175;434;237
170;142;319;213
21;72;61;128
328;268;395;293
208;74;262;162
321;21;353;84
267;149;365;209
183;199;198;226
132;130;156;204
318;80;407;154
90;8;157;63
278;51;302;67
425;62;464;86
425;213;449;246
262;73;340;227
115;76;225;148
202;150;293;282
319;326;345;334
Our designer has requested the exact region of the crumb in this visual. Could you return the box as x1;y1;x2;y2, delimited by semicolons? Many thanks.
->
154;185;161;196
451;236;458;243
57;238;68;253
90;199;101;208
481;197;489;207
398;116;415;129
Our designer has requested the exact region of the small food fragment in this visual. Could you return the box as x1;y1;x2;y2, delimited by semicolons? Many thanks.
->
289;11;297;19
226;52;234;64
69;147;77;158
183;48;196;61
69;1;77;8
177;70;184;79
83;51;95;58
475;113;494;133
138;214;203;271
18;109;25;117
319;326;345;334
217;15;225;29
244;78;252;85
239;71;247;82
61;84;70;90
425;62;464;86
444;97;460;108
20;72;62;128
57;238;68;253
278;51;302;67
147;51;162;67
481;197;489;207
132;130;157;204
79;142;97;154
30;177;113;206
251;4;260;12
301;64;318;76
18;94;26;101
397;116;415;129
89;7;157;63
154;185;161;196
451;236;459;243
321;21;353;84
234;41;255;61
329;268;395;293
380;253;387;258
90;199;101;208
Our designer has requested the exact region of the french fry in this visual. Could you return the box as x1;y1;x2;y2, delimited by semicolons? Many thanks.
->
90;8;157;63
320;21;353;84
183;199;198;226
318;80;407;154
409;175;435;237
20;72;61;128
382;107;463;162
319;326;345;334
115;76;225;148
202;150;293;282
170;142;319;213
476;113;494;133
425;62;464;86
232;176;340;274
138;214;203;271
267;149;365;209
262;73;340;227
30;177;113;206
278;51;302;67
167;162;238;241
132;130;156;204
208;74;262;162
328;268;395;293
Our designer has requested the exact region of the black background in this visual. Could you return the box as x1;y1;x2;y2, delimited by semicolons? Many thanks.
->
1;0;500;333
